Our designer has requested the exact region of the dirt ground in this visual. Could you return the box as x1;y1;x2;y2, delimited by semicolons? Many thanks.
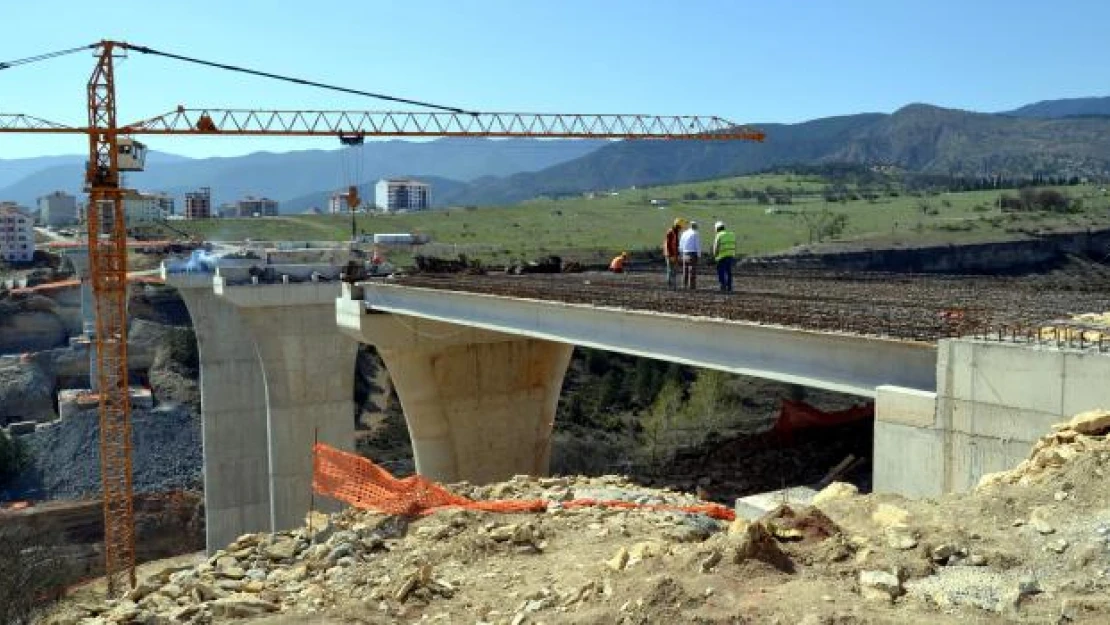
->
40;412;1110;625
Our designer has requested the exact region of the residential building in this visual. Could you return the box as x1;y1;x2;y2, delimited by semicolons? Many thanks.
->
149;192;175;217
0;204;35;262
37;191;78;227
329;191;349;214
124;192;167;224
216;196;279;218
235;196;279;218
88;191;169;234
184;187;212;219
375;178;430;212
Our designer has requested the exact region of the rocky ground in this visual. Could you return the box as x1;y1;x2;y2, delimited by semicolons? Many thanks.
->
41;411;1110;624
5;405;202;501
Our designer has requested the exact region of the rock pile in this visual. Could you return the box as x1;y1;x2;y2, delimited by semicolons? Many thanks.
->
978;409;1110;488
44;412;1110;624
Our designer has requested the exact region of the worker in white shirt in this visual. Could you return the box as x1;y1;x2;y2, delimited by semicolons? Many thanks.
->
678;220;701;289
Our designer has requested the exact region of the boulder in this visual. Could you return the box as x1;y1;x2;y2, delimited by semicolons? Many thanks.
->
731;521;794;572
209;594;279;618
859;570;903;602
813;481;859;507
1057;409;1110;436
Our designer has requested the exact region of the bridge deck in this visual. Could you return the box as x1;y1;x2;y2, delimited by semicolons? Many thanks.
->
387;266;1110;342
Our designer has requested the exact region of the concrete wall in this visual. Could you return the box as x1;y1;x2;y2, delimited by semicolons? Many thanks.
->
874;338;1110;497
759;227;1110;274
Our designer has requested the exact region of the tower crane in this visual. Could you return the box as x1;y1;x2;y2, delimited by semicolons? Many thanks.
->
0;39;765;595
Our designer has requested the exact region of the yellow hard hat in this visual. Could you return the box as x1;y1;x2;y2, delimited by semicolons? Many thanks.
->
673;218;687;228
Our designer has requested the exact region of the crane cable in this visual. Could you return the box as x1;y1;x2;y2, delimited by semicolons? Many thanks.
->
120;43;477;115
0;44;98;71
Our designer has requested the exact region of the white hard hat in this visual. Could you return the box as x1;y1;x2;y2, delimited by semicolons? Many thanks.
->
715;221;725;230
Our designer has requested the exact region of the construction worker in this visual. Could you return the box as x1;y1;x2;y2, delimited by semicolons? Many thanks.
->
609;251;629;273
713;221;736;292
679;220;701;289
663;218;685;289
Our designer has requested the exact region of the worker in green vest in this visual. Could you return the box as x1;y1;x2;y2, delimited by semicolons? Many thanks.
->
712;221;736;293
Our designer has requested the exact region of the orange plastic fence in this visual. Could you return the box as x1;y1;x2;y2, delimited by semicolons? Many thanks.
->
312;443;736;521
771;399;874;441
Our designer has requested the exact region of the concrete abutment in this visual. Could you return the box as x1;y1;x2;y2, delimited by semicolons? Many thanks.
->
874;338;1110;497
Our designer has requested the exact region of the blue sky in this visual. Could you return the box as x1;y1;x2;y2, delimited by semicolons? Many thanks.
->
2;0;1108;158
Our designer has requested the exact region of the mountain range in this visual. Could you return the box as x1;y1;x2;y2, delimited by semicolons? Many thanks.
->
0;138;606;210
4;97;1110;212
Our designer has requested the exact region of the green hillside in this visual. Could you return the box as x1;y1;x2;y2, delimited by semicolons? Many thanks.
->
165;172;1110;264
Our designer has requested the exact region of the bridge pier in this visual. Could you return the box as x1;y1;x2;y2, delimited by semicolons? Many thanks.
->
165;263;358;551
216;276;357;531
164;273;271;551
337;294;572;484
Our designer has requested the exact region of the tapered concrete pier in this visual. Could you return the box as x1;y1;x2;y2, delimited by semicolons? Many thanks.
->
338;292;572;483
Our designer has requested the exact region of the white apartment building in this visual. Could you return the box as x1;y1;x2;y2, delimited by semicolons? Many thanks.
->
37;191;78;227
124;192;167;224
0;204;35;262
375;178;430;212
89;192;168;233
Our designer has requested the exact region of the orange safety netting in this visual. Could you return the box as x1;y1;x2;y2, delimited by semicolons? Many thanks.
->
312;443;736;521
770;399;874;442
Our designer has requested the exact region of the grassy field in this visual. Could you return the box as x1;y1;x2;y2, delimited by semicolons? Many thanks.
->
163;174;1110;263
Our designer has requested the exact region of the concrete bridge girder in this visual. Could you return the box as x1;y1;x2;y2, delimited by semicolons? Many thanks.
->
345;282;938;398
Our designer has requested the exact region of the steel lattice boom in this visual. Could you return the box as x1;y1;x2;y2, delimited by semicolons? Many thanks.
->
121;108;766;140
0;113;74;131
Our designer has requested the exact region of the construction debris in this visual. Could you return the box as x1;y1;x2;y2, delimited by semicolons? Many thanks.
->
42;411;1110;624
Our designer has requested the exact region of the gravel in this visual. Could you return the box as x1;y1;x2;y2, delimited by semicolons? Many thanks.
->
5;404;202;501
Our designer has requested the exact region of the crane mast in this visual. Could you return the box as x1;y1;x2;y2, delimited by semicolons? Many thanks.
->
85;40;137;592
0;39;765;596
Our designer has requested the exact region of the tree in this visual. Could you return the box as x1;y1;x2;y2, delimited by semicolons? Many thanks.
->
641;377;685;464
0;430;26;488
683;369;730;435
797;209;850;243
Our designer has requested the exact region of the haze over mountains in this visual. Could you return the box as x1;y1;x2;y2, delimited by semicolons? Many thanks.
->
3;97;1110;212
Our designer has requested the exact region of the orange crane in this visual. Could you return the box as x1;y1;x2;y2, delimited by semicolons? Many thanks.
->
0;39;765;594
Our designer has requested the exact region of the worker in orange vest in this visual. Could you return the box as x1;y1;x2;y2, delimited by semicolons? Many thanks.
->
609;251;629;273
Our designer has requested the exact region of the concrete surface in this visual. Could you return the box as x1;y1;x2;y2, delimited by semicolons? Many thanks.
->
338;298;572;484
350;282;938;397
216;277;356;532
874;339;1110;497
166;271;272;552
734;486;818;521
